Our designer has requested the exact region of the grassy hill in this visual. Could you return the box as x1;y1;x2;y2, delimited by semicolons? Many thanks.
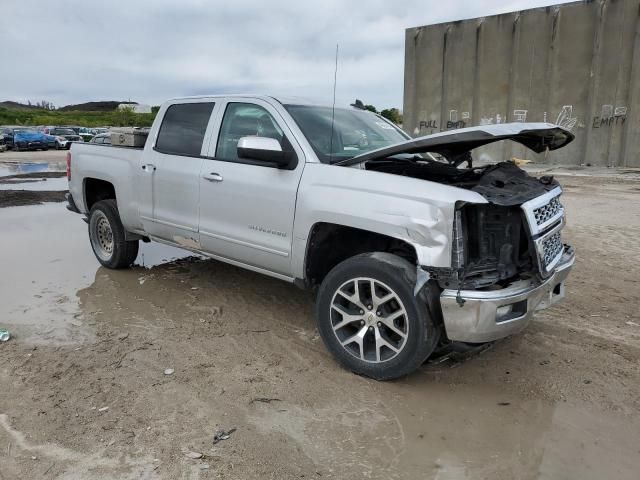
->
58;101;137;112
0;101;41;111
0;106;157;128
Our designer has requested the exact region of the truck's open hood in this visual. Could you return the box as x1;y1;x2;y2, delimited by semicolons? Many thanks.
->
336;123;574;166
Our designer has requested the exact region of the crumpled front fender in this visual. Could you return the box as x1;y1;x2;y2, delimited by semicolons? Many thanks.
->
292;163;488;278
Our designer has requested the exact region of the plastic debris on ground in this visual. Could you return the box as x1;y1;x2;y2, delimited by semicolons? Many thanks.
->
212;427;236;444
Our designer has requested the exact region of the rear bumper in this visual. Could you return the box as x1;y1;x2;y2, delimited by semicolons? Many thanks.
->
440;246;575;343
65;192;81;214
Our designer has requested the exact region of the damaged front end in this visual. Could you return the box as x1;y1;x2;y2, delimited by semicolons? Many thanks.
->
429;181;568;293
434;201;536;292
441;183;575;343
344;123;577;343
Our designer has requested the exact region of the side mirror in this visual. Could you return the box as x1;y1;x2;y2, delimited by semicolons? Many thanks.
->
237;136;294;169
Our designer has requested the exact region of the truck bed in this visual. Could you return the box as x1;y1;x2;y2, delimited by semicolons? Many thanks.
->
68;142;144;230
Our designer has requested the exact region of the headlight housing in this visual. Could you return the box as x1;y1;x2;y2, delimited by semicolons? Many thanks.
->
452;203;466;270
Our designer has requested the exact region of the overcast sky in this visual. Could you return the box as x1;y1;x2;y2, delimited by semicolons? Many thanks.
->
1;0;573;110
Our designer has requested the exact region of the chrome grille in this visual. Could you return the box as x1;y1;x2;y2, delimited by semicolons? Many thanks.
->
533;196;562;227
522;188;566;276
541;231;563;268
522;188;564;236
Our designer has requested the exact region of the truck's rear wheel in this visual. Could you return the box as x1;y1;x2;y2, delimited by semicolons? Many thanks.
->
315;252;439;380
88;199;139;269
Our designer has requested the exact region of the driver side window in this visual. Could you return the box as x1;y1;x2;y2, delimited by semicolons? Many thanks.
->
216;103;284;161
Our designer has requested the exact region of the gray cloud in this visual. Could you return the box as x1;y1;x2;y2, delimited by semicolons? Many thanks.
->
0;0;572;109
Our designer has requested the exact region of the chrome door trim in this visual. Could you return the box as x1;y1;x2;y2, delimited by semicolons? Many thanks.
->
199;229;289;257
139;215;198;233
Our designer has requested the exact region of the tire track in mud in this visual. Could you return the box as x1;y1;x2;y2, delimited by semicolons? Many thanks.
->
0;414;159;480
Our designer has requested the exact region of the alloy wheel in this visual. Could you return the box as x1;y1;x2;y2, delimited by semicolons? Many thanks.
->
329;277;409;363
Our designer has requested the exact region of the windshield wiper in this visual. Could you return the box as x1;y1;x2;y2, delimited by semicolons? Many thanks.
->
329;157;350;165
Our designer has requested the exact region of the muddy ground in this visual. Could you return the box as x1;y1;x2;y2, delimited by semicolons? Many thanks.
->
0;153;639;479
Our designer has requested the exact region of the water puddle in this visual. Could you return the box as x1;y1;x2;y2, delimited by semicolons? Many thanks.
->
0;162;59;177
249;379;640;479
377;379;639;479
0;203;192;345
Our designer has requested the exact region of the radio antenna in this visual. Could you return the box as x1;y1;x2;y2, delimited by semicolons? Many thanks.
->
329;43;339;163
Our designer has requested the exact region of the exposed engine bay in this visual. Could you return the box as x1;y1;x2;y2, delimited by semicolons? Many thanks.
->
365;157;559;205
366;156;566;295
367;158;555;290
338;124;574;291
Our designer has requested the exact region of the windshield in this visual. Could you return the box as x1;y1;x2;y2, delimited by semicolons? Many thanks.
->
285;105;408;163
54;129;76;135
16;129;38;134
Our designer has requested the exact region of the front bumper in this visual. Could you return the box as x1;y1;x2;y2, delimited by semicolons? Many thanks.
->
440;246;575;343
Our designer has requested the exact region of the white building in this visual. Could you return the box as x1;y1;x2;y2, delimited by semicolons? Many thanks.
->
118;103;152;114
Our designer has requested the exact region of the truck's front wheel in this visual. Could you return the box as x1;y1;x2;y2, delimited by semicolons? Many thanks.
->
88;199;139;269
316;252;439;380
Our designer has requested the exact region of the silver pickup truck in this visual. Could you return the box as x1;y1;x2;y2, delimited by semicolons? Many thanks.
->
66;95;575;380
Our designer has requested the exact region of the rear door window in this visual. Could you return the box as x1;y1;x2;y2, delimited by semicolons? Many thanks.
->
155;102;215;156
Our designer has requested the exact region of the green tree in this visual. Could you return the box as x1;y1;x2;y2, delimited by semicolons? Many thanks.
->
351;99;402;124
380;108;402;125
350;99;378;113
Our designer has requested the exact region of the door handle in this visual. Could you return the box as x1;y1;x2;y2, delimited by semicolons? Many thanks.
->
142;164;156;171
203;172;223;182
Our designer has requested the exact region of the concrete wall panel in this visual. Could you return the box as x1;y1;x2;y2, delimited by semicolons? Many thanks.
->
404;0;640;167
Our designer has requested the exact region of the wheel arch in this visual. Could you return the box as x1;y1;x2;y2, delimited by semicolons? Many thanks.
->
83;177;116;211
301;222;420;290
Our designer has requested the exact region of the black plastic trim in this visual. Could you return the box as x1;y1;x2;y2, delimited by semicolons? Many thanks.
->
65;192;81;214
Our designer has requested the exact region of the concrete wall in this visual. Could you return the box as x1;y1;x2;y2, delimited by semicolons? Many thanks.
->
404;0;640;166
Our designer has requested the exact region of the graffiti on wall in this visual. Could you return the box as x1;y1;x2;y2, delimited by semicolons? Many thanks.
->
556;105;578;131
418;119;438;130
446;110;466;129
592;105;627;128
512;109;528;122
480;113;503;125
413;103;628;135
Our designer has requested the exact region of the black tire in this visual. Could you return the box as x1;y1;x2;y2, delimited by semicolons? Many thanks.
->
316;252;440;380
88;199;139;269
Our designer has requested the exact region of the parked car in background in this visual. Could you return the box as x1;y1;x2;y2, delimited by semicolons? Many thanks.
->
48;127;83;149
43;134;58;149
40;126;57;135
13;128;49;151
89;133;111;145
0;127;20;149
78;127;94;142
